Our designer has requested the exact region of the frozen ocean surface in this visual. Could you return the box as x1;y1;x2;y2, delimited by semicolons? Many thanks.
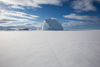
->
0;30;100;67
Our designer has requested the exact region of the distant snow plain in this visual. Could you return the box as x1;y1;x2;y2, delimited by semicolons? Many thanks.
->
0;30;100;67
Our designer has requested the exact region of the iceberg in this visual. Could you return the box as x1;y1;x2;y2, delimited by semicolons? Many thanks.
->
42;18;63;30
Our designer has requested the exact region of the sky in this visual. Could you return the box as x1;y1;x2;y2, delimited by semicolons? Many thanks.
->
0;0;100;30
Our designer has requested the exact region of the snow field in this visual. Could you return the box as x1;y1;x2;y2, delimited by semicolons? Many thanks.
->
0;30;100;67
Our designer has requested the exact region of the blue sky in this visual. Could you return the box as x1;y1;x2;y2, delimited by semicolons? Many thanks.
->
0;0;100;30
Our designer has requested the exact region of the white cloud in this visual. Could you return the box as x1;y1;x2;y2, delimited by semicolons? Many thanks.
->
63;21;85;26
63;13;100;22
0;10;39;25
0;16;29;25
8;5;24;9
0;21;42;30
62;20;97;30
62;21;95;27
0;0;67;9
0;10;38;19
0;25;37;30
0;0;99;11
63;13;100;30
25;22;42;27
0;10;41;30
72;0;100;12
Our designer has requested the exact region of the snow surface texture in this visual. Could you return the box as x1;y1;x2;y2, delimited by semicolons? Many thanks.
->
42;18;63;30
0;30;100;67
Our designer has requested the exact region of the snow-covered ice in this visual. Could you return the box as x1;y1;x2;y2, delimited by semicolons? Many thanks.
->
0;30;100;67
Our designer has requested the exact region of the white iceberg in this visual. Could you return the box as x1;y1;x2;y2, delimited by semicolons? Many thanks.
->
42;18;63;30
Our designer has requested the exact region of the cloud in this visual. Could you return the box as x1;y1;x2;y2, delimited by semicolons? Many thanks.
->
0;10;39;24
8;5;24;9
0;21;8;24
0;0;67;9
0;0;99;11
0;21;42;30
0;10;41;30
72;0;100;12
63;13;100;22
96;0;100;2
0;25;37;30
63;13;100;30
24;22;43;27
62;20;95;27
0;17;28;23
62;20;98;30
0;16;28;24
0;10;38;19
